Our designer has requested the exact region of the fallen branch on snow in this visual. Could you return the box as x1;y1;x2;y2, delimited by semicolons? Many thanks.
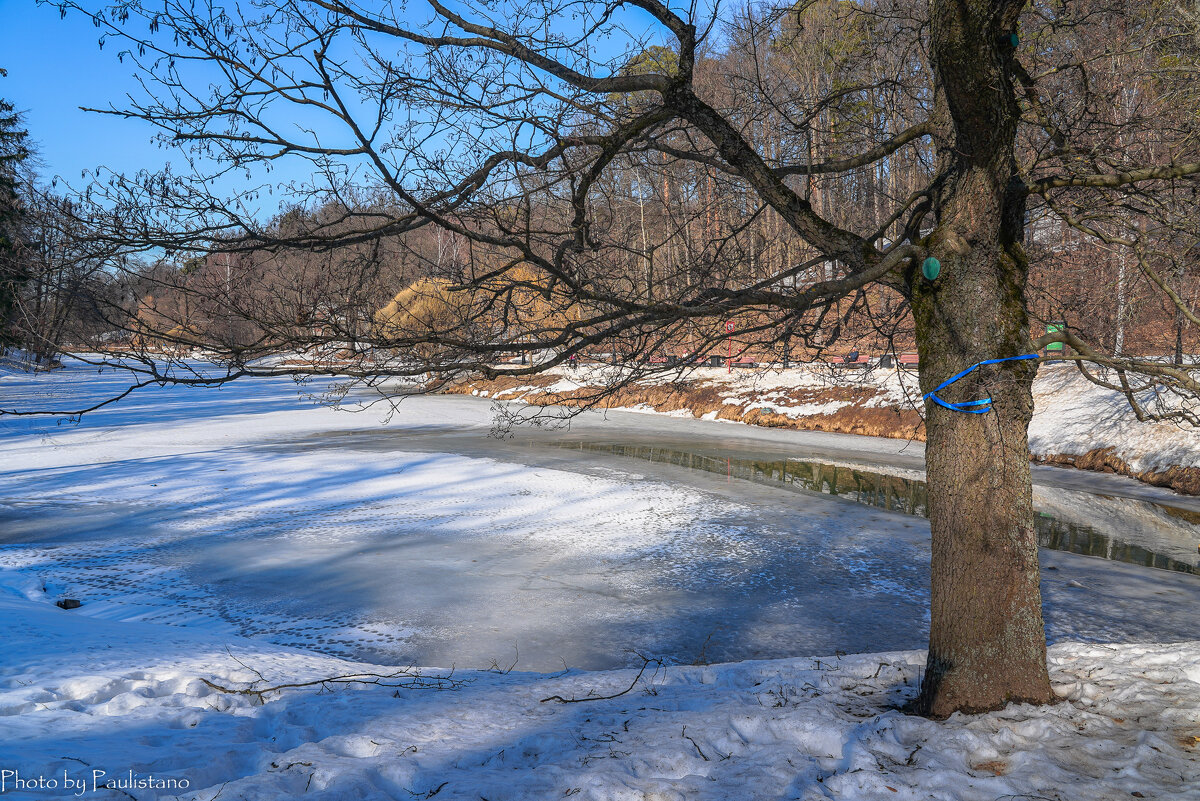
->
201;668;467;704
541;654;663;704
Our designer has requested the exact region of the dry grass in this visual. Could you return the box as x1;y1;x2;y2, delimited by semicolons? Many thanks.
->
444;375;926;441
970;760;1009;777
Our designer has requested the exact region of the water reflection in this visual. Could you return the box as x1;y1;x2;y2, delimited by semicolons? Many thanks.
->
552;441;1199;575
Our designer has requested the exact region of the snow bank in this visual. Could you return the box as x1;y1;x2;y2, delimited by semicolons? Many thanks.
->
1030;365;1200;473
0;347;59;378
1;584;1197;801
454;362;1200;491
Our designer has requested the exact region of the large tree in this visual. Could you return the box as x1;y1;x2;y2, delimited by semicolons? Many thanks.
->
37;0;1200;716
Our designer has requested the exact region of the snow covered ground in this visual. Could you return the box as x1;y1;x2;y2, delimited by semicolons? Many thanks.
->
2;589;1199;800
2;360;1200;799
1029;364;1200;474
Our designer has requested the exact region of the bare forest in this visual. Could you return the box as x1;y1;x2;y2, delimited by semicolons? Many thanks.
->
1;2;1194;375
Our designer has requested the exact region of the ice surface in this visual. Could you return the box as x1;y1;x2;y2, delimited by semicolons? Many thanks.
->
1;361;1197;673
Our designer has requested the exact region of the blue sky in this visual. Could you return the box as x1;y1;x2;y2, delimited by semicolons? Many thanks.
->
0;0;169;182
1;0;675;203
0;0;397;208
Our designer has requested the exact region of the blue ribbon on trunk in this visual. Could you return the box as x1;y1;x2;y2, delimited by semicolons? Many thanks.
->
923;353;1040;414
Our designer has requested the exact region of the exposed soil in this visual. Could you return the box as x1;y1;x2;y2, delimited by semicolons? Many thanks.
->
442;376;927;441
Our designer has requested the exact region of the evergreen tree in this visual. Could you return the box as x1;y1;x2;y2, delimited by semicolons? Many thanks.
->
0;69;30;349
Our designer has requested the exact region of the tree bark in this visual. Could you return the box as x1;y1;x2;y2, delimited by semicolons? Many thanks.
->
908;0;1056;718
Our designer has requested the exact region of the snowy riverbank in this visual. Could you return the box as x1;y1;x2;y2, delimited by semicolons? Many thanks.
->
448;361;1200;494
2;360;1199;799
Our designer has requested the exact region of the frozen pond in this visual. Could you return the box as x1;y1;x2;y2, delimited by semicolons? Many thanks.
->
1;363;1198;672
544;442;1200;574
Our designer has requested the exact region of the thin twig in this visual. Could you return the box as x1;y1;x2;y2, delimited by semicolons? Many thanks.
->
201;668;466;704
541;655;662;704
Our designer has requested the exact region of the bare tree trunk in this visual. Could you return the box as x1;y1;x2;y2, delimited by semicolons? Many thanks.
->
636;168;652;300
1177;307;1185;366
1115;247;1128;356
909;0;1056;718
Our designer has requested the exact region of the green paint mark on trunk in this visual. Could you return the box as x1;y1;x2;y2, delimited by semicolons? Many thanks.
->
921;257;942;281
